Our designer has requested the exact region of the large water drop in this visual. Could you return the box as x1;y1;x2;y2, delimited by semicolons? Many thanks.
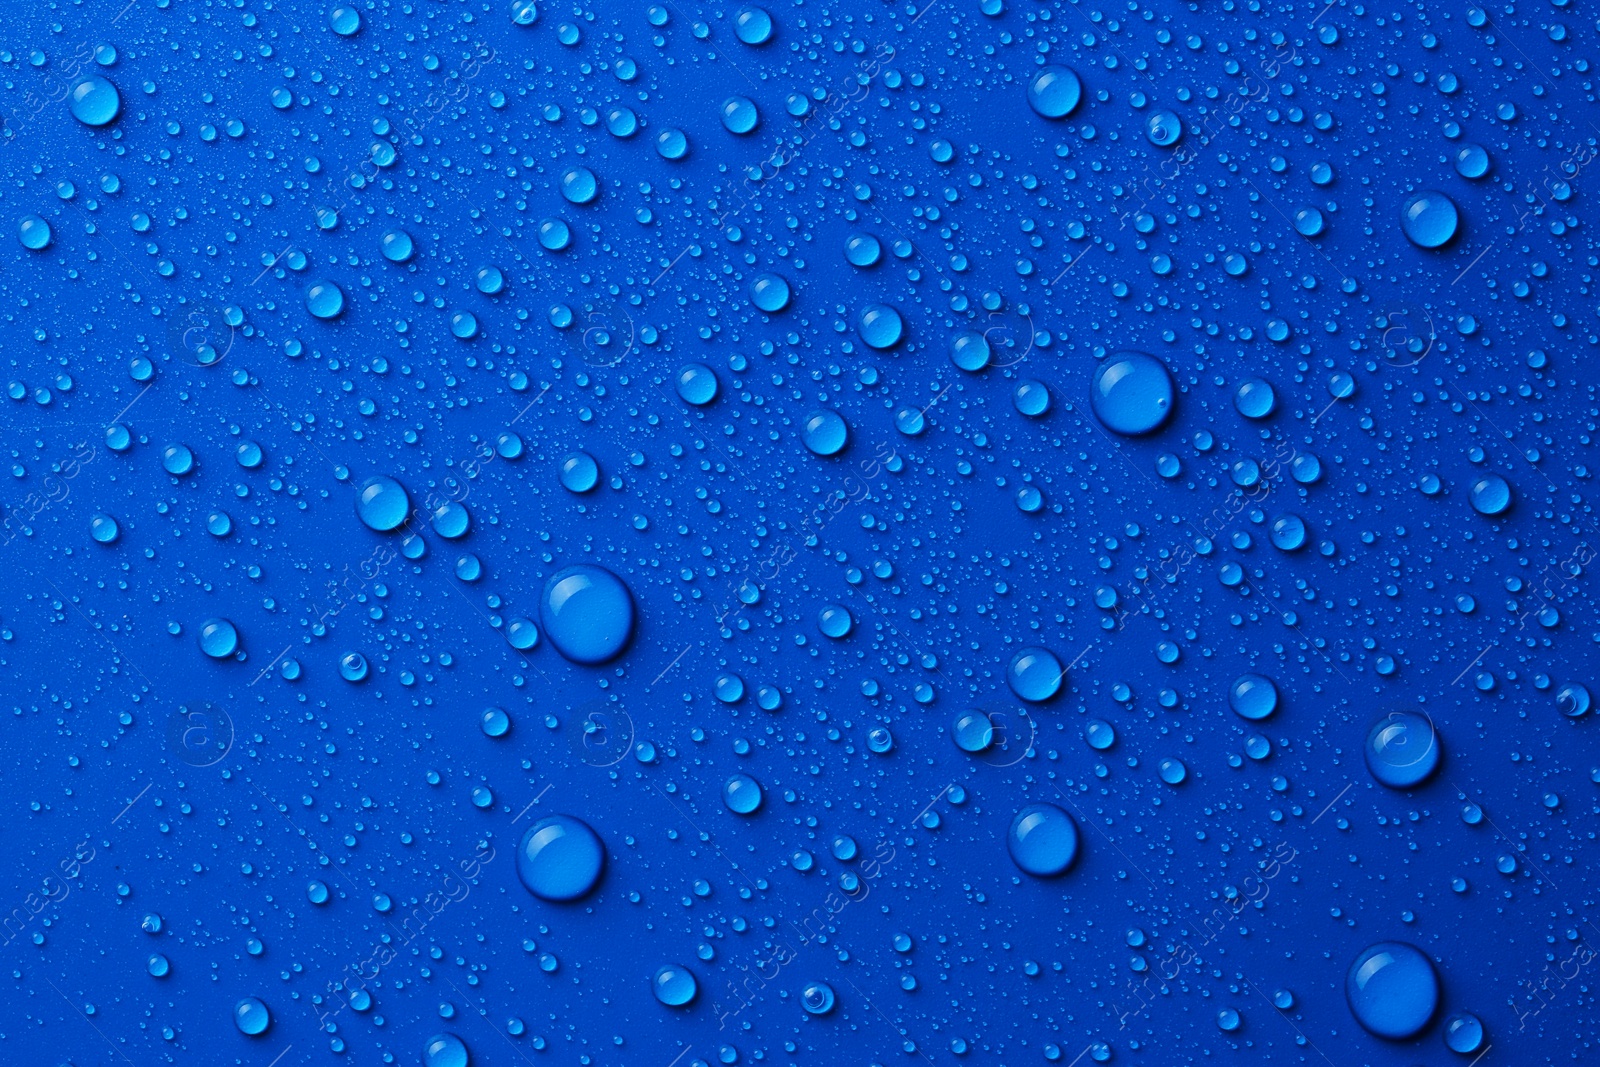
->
69;75;121;126
1007;647;1064;702
540;565;635;664
355;475;411;531
232;996;271;1036
516;815;605;901
1091;353;1175;436
651;964;699;1006
1228;674;1279;720
1007;804;1079;876
1364;711;1440;788
422;1032;470;1067
1346;942;1439;1039
1026;66;1082;118
1468;473;1512;516
1400;190;1460;248
723;773;764;814
801;410;849;456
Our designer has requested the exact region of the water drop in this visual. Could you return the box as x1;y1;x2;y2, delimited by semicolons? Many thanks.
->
733;7;773;44
1234;378;1276;419
1144;109;1183;146
198;618;239;659
723;773;764;814
1007;647;1064;702
750;273;791;313
516;815;605;901
801;410;849;456
1454;143;1491;179
950;331;991;372
1091;353;1175;435
1400;190;1460;248
675;363;720;406
1443;1012;1485;1053
1228;674;1278;720
818;605;853;638
379;230;412;260
655;128;689;160
329;6;361;35
355;475;411;532
1364;711;1440;788
560;452;600;493
540;565;635;664
1013;379;1050;416
90;513;120;544
1007;804;1079;876
857;304;904;349
721;96;760;134
1027;66;1082;118
1557;682;1591;717
161;444;195;476
802;981;837;1014
845;233;882;267
1346;942;1439;1039
481;707;512;738
18;215;51;251
952;711;996;753
652;964;699;1006
1468;474;1511;516
306;282;345;319
561;166;598;204
233;997;271;1036
422;1032;470;1067
69;75;121;126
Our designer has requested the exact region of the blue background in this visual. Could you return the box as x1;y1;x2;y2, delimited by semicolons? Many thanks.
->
0;0;1596;1064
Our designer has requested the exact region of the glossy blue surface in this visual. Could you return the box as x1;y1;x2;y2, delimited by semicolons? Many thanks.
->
1;0;1598;1064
